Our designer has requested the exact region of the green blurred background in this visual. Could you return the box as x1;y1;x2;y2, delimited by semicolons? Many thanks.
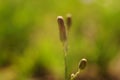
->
0;0;120;80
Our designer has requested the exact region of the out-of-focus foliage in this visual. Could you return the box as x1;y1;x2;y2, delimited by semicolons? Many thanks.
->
0;0;120;80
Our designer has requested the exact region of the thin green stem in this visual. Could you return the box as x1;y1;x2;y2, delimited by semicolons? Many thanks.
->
64;51;67;80
63;41;68;80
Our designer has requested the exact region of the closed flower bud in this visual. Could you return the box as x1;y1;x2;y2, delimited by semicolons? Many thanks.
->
57;16;67;42
66;14;72;30
79;58;87;70
71;73;75;78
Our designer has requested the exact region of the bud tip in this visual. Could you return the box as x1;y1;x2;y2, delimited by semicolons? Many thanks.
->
57;16;63;20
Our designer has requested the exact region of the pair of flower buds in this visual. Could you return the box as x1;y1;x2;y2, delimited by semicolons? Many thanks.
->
57;14;72;43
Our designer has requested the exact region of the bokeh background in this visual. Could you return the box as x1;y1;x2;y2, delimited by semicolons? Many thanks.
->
0;0;120;80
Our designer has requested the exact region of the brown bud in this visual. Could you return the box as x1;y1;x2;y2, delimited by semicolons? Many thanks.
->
66;14;72;30
79;58;87;70
57;16;67;42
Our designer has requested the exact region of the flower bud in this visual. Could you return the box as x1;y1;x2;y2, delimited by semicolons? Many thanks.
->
66;14;72;30
79;58;87;70
57;16;67;42
71;73;75;78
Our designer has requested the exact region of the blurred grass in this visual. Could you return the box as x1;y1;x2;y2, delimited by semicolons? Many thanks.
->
0;0;120;80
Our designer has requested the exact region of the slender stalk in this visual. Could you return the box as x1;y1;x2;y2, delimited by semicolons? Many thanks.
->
63;41;68;80
57;16;70;80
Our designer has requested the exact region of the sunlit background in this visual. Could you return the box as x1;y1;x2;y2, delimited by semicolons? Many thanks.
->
0;0;120;80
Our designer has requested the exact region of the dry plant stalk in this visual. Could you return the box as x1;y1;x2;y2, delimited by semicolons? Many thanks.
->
57;16;68;80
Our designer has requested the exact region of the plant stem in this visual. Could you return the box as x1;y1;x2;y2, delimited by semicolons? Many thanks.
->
63;41;68;80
